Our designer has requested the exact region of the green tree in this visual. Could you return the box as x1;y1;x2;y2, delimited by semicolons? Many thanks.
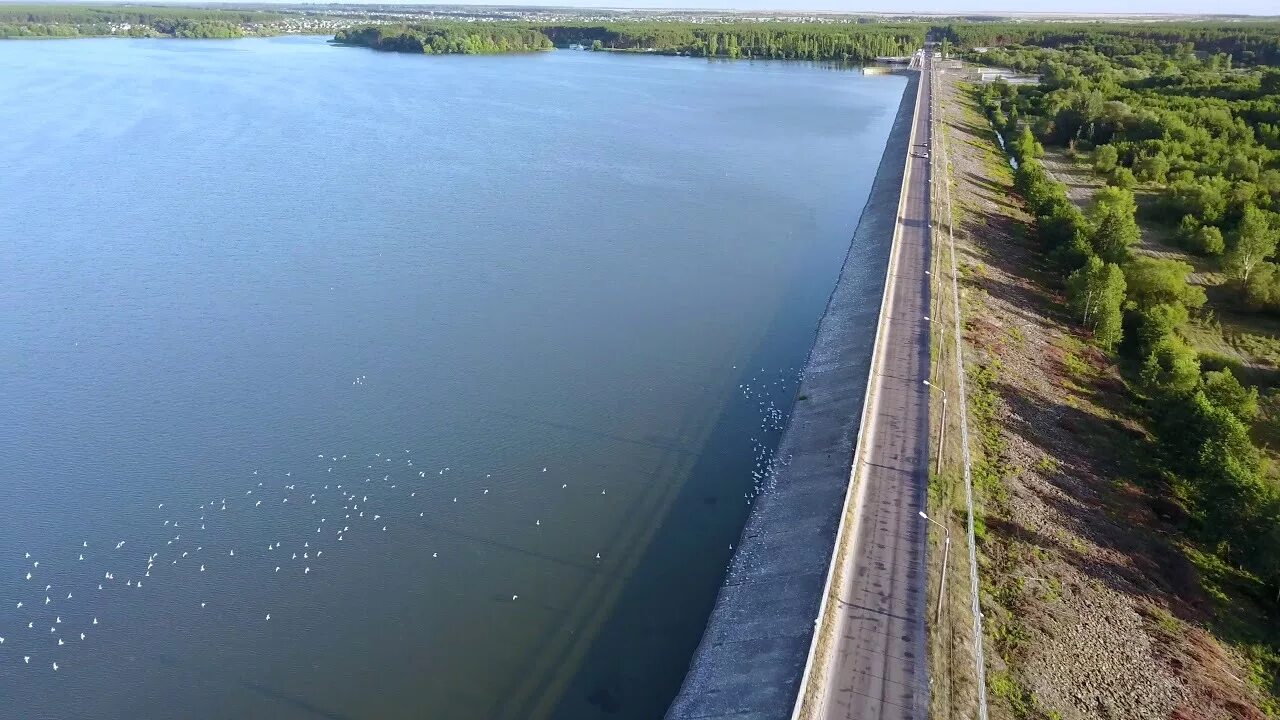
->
1244;261;1280;310
1261;67;1280;96
1134;153;1170;184
1094;144;1119;174
1182;391;1266;557
1012;126;1043;161
1089;186;1141;263
1193;225;1225;255
1110;166;1137;189
1123;256;1206;311
1066;256;1126;349
1224;205;1277;284
1127;302;1191;359
1139;336;1201;399
1202;369;1258;421
1041;203;1093;270
1226;153;1260;182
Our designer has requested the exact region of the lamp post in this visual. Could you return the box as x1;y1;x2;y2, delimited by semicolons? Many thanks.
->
935;390;948;476
920;510;950;625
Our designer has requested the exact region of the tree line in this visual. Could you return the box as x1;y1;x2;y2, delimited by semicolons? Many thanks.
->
537;22;925;61
977;50;1280;604
332;21;925;61
938;21;1280;67
0;4;282;38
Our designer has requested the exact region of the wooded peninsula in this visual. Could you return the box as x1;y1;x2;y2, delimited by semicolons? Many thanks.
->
333;24;553;54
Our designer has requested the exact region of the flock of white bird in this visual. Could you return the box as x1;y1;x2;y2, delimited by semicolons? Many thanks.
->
738;366;801;506
3;451;599;675
3;365;802;676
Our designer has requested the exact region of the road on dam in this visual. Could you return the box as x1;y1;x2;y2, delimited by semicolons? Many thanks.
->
813;48;932;720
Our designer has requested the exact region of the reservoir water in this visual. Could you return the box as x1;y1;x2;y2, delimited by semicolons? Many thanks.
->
0;36;906;720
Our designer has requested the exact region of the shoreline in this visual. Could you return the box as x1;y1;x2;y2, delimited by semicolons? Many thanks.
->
665;69;919;719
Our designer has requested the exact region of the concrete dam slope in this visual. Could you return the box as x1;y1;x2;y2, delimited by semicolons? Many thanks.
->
665;67;923;720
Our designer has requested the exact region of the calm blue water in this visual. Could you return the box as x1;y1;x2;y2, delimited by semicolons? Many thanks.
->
0;36;905;720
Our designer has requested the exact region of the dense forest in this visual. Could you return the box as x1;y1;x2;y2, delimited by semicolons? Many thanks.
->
0;4;284;38
940;21;1280;66
969;26;1280;638
535;22;925;61
334;24;552;54
334;21;925;61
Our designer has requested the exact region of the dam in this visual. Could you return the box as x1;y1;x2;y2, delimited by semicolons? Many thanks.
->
667;55;932;720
